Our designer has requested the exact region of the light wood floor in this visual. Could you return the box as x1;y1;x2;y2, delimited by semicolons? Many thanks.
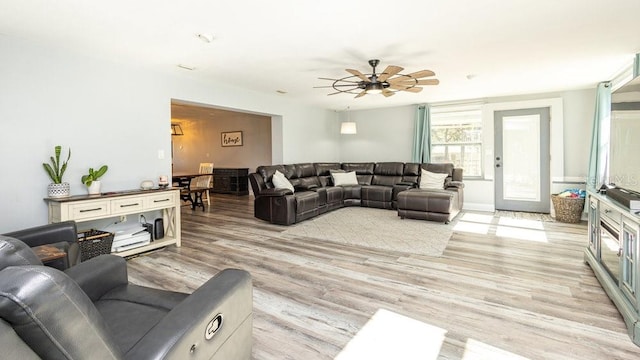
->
126;194;640;359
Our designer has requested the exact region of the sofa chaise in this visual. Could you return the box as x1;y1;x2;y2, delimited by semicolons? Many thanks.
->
249;162;464;225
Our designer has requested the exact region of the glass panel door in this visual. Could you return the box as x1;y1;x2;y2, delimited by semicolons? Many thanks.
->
495;108;550;212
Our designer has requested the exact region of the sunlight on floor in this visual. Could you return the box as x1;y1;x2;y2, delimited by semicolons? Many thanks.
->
453;212;549;242
335;309;446;360
453;213;493;235
462;338;530;360
335;309;532;360
496;226;548;242
497;217;544;230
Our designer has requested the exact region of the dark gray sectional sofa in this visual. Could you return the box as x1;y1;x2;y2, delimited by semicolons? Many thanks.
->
249;162;464;225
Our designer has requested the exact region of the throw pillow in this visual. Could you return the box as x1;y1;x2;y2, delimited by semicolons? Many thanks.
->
272;170;294;193
332;171;359;186
419;169;448;189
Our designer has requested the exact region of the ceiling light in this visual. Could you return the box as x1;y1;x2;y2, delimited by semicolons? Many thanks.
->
366;82;384;94
340;106;357;134
340;122;357;134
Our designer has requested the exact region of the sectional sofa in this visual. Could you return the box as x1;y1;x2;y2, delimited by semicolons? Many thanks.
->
248;162;464;225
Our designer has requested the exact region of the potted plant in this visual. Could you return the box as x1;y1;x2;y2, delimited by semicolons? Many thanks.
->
43;145;71;198
81;165;108;195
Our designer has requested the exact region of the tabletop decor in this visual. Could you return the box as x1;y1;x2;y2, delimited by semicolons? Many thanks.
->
43;145;71;198
81;165;108;195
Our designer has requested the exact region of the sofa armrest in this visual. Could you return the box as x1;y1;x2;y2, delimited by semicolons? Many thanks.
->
125;269;253;360
64;255;128;301
447;181;465;189
295;184;318;192
256;188;293;197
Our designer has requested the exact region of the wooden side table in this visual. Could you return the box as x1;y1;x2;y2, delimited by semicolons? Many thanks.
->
32;244;68;269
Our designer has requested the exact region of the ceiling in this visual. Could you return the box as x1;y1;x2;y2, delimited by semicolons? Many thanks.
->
2;1;640;110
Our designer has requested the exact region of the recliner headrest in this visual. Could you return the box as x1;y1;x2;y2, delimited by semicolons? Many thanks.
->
0;236;42;271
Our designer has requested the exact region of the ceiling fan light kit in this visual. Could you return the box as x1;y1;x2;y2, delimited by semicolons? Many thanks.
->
316;59;439;98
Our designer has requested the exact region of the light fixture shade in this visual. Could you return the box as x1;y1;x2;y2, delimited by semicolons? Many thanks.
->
340;121;357;134
171;123;184;136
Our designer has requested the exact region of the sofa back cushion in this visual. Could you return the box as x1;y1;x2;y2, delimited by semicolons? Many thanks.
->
257;165;295;189
0;236;42;271
341;163;375;185
372;162;404;186
402;163;421;184
314;163;342;186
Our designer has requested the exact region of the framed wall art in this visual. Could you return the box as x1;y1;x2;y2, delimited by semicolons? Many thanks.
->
221;131;243;147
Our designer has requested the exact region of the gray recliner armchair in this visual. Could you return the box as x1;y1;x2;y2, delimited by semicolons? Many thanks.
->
0;232;253;360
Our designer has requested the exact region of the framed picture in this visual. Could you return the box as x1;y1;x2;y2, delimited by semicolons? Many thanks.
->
221;131;243;147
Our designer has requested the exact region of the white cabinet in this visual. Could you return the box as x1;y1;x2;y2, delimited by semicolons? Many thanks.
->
45;189;181;257
585;190;640;345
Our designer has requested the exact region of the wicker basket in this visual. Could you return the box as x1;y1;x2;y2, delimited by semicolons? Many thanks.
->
77;229;114;261
551;195;585;223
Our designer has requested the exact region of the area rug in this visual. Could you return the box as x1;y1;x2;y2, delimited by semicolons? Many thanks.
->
281;207;454;256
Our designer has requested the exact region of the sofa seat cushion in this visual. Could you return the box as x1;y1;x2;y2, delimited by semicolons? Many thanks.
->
341;184;362;200
397;188;456;214
294;191;320;215
95;284;188;353
361;185;393;203
325;186;344;203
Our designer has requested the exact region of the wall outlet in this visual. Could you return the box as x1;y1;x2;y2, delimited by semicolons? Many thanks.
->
120;215;127;223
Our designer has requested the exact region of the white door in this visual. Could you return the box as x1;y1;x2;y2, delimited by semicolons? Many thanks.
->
494;108;551;213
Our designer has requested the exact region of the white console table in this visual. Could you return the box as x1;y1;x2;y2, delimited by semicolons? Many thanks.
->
45;188;181;257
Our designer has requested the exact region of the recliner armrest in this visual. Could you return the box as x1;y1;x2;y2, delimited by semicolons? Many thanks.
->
257;188;293;197
447;181;465;189
4;221;77;247
396;181;417;188
125;269;253;360
64;255;128;301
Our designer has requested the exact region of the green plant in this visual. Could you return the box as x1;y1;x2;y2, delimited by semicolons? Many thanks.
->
42;145;71;184
81;165;108;186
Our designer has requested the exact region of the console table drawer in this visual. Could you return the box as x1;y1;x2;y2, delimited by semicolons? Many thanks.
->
144;192;176;210
111;196;145;215
68;201;110;220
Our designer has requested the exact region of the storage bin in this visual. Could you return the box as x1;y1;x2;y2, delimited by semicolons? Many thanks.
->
77;229;114;261
551;195;585;223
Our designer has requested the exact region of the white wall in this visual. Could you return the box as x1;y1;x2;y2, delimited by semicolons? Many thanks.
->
0;36;338;232
339;105;415;162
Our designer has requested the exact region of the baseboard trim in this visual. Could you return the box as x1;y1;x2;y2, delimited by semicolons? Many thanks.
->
463;203;495;212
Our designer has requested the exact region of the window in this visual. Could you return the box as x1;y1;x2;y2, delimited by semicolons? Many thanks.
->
430;104;483;177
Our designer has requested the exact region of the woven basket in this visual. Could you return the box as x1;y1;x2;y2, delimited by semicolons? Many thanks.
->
551;195;585;223
77;229;114;261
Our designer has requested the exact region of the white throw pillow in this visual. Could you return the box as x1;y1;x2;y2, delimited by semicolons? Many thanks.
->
272;170;294;193
419;169;448;189
332;171;359;186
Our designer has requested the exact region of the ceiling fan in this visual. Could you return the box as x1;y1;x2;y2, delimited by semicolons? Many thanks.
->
315;59;439;98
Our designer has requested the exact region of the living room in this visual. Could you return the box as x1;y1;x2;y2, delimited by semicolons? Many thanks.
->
2;1;640;359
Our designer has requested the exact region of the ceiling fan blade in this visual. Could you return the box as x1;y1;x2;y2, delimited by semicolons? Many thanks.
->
377;65;403;82
382;89;395;97
401;86;424;93
406;70;436;79
388;83;412;90
318;77;360;83
391;79;440;86
354;90;367;98
313;84;360;88
346;69;371;83
414;79;439;85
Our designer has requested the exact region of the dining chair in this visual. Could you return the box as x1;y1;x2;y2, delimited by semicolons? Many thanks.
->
198;162;214;205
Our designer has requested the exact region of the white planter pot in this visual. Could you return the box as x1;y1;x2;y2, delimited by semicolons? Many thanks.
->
48;182;70;198
88;180;101;195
